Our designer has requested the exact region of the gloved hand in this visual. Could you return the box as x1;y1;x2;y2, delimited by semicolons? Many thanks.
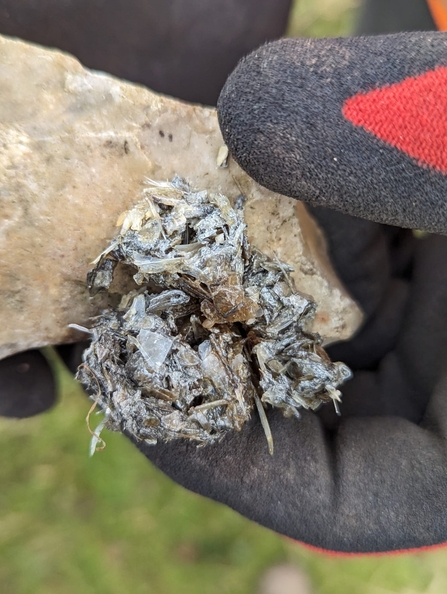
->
0;0;292;418
3;0;446;556
0;344;89;418
131;32;447;554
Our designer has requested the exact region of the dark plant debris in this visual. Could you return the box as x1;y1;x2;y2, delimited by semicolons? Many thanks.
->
76;176;351;454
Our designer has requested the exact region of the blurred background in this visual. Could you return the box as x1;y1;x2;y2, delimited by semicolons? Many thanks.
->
2;1;447;593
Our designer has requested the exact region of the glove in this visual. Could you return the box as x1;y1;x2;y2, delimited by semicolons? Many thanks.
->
0;350;56;418
0;0;291;105
0;0;292;419
0;344;88;418
131;32;447;554
356;0;436;33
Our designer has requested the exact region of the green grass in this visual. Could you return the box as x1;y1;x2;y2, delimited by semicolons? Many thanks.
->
2;358;447;594
3;2;447;593
287;0;359;38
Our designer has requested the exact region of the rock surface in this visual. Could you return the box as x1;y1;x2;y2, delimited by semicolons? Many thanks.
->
0;35;362;359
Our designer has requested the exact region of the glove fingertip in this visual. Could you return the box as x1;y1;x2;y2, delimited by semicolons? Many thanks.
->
218;34;447;233
0;350;57;418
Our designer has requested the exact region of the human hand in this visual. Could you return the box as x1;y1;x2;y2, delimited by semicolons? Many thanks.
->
132;33;447;553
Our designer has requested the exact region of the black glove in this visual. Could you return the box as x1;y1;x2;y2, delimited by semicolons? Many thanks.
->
0;344;88;418
0;0;292;418
131;33;447;553
0;350;56;418
0;0;291;105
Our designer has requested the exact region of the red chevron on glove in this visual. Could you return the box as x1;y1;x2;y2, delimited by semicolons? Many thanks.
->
343;66;447;173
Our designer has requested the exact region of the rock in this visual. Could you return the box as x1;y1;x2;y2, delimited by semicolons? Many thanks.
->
0;35;362;360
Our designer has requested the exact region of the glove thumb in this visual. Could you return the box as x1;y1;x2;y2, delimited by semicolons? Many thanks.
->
218;33;447;233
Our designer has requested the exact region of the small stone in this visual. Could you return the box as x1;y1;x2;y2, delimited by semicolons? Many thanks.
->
257;565;313;594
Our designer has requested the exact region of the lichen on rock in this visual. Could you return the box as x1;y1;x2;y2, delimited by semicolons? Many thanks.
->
77;177;352;453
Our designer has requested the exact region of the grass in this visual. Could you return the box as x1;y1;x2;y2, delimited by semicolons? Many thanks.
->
3;2;447;593
287;0;359;38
